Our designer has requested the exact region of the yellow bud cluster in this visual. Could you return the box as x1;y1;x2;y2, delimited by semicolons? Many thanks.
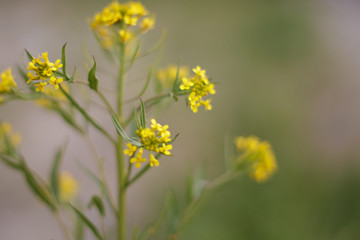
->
123;119;173;168
180;66;216;113
91;1;155;47
27;52;63;92
157;65;189;89
0;68;17;93
235;136;277;182
0;122;21;152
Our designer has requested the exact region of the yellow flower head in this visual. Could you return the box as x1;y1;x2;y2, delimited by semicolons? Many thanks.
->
59;171;78;201
0;68;17;93
91;1;154;47
27;52;63;90
179;66;215;113
157;65;189;89
235;136;277;182
126;118;173;168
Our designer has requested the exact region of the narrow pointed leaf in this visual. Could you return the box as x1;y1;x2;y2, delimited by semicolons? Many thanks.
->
70;205;103;240
17;65;28;83
88;57;98;91
139;99;146;129
172;60;183;92
61;43;70;80
134;109;141;130
128;41;140;70
25;49;33;61
88;195;105;217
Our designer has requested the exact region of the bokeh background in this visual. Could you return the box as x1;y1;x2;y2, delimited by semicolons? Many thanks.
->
1;0;360;239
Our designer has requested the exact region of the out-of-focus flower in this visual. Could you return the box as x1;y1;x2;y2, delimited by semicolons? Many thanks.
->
235;136;277;182
59;172;78;202
0;68;17;93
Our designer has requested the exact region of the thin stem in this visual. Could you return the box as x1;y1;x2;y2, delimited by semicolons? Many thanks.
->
59;85;116;144
117;40;126;240
125;163;150;188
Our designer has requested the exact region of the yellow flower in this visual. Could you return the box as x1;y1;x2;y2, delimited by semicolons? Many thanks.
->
59;172;78;201
34;82;48;92
179;66;215;113
235;136;277;182
149;153;159;167
49;76;63;90
27;52;63;90
124;143;137;156
159;143;172;156
91;1;154;48
119;29;132;43
130;148;146;168
0;68;17;93
140;16;155;32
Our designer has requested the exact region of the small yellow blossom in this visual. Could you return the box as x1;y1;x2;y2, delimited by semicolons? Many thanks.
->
157;65;189;89
149;153;159;167
124;143;137;156
119;29;133;43
59;172;78;201
0;68;17;93
140;16;155;32
130;148;147;168
159;143;172;156
49;76;63;90
235;136;277;182
179;66;215;113
34;82;48;92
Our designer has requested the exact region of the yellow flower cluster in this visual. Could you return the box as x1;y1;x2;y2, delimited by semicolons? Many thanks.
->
0;68;17;93
235;136;277;182
180;66;215;113
91;1;155;46
124;119;173;168
27;52;63;92
59;171;78;202
157;65;189;89
0;122;21;152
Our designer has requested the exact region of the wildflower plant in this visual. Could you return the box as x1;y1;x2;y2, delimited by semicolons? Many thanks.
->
0;1;277;240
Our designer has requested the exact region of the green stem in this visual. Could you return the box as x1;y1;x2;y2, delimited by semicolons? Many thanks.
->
59;85;115;144
117;41;126;240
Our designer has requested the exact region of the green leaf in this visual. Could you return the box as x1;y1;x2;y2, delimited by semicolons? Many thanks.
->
88;57;99;91
49;144;66;201
172;60;183;92
139;99;146;129
25;49;33;61
61;43;69;80
111;113;141;146
88;195;105;217
0;154;21;170
134;109;141;130
70;205;104;240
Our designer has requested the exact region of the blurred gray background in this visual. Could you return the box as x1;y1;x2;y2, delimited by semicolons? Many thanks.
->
2;0;360;239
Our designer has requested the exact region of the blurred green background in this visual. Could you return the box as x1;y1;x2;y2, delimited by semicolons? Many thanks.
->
1;0;360;239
